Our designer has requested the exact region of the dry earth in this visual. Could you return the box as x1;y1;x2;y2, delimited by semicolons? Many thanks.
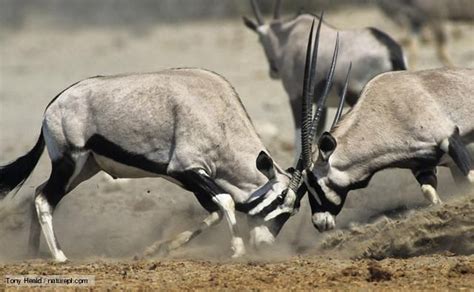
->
0;5;473;290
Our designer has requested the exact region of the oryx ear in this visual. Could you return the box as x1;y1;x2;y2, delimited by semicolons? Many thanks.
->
318;132;337;161
242;16;259;32
256;151;276;180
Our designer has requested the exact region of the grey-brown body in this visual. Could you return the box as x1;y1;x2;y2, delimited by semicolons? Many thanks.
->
244;12;406;149
306;68;474;231
44;69;269;202
1;68;302;262
378;0;474;67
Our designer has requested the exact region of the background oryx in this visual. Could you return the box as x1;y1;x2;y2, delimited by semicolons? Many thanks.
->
377;0;474;67
302;67;474;232
243;0;406;151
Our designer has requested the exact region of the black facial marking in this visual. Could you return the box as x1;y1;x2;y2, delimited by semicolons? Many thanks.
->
368;27;407;71
267;213;291;236
306;170;347;216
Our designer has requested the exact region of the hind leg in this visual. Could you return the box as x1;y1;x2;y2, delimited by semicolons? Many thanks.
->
34;152;98;262
413;168;442;205
28;187;43;257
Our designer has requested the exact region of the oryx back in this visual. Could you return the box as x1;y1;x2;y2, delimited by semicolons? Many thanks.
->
43;68;266;185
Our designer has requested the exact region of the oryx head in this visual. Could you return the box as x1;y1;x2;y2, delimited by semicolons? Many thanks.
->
242;0;284;79
243;15;351;242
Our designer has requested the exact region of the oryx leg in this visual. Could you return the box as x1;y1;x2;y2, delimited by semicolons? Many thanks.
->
144;210;223;257
28;188;43;257
35;152;99;262
440;131;474;187
413;167;442;205
171;170;246;257
431;22;454;67
406;31;419;69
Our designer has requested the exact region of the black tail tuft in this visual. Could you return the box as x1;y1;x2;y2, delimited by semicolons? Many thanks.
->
0;132;45;199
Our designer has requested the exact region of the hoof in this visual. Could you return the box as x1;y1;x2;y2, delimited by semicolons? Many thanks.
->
231;237;246;258
312;211;336;232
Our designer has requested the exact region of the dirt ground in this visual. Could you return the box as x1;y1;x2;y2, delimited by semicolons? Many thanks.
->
0;5;473;290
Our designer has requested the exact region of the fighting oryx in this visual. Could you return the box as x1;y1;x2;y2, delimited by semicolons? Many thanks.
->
300;67;474;232
0;16;343;262
378;0;474;67
243;0;406;149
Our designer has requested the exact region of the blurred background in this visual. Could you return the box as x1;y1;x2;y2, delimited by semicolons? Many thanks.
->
1;0;376;28
0;0;472;261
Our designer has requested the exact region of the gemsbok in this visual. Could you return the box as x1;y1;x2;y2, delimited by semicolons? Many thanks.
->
378;0;474;67
0;17;342;262
243;0;406;149
301;67;474;232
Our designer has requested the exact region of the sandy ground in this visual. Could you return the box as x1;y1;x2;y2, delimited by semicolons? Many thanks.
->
0;5;473;290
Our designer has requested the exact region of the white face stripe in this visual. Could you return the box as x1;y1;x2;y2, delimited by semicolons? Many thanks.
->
318;178;342;205
264;206;292;221
248;190;280;216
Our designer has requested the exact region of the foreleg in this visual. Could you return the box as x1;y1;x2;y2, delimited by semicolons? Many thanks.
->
143;211;223;257
413;168;442;205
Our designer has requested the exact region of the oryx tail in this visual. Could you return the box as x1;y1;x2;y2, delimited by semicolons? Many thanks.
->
0;132;45;198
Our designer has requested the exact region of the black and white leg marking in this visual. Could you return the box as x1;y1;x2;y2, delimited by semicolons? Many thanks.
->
35;151;98;262
173;169;246;257
440;128;474;184
413;168;442;205
28;194;42;257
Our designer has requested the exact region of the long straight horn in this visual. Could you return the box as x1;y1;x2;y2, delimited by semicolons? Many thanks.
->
273;0;283;19
288;17;319;193
331;62;351;130
250;0;265;25
300;19;317;172
303;13;324;169
309;32;340;144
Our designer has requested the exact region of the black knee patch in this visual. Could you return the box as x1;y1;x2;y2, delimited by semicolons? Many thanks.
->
447;129;473;176
172;170;223;213
415;170;438;189
43;156;75;207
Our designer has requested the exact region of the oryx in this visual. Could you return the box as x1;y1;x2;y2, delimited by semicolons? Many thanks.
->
377;0;474;67
243;0;406;150
300;67;474;232
0;17;341;262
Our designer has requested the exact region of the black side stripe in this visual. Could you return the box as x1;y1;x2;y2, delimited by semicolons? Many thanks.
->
84;134;168;175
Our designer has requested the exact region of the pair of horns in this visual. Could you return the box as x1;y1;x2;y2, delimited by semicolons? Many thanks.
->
250;0;283;25
288;14;352;193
